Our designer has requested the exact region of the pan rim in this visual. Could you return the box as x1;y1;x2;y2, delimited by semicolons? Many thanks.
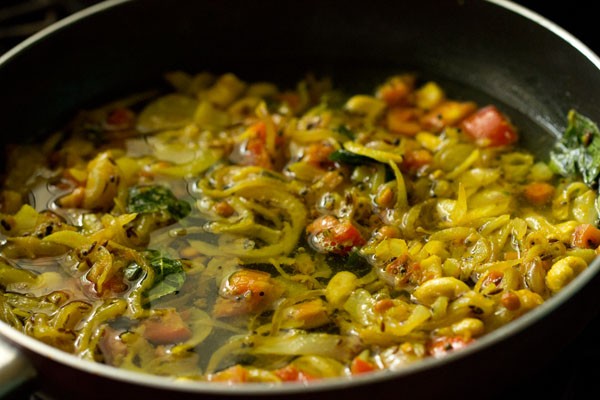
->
0;0;130;68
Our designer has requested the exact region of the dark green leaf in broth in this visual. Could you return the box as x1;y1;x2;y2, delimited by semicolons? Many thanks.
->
328;149;372;165
127;250;186;303
127;185;191;220
550;110;600;188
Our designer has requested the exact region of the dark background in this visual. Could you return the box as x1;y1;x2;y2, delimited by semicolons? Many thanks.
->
1;1;599;399
517;1;600;53
0;0;101;55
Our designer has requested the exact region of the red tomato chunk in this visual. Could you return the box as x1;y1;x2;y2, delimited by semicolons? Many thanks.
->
306;215;366;255
460;105;518;147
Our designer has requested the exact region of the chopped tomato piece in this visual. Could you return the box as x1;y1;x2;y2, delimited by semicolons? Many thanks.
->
386;107;422;136
481;270;504;288
303;142;335;168
350;356;378;374
140;309;192;345
375;74;416;106
402;149;433;172
460;105;518;147
98;326;127;366
274;365;316;382
426;336;474;357
252;121;285;147
209;365;249;383
572;223;600;249
306;215;366;255
104;107;135;131
244;137;273;169
282;298;330;329
420;100;477;132
213;269;283;318
383;255;424;287
522;182;555;206
233;121;284;169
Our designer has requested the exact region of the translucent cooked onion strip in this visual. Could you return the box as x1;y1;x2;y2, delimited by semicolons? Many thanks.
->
445;149;480;180
388;160;408;210
189;186;306;263
205;335;248;374
269;289;326;335
150;149;223;178
204;197;283;244
342;141;403;164
249;331;361;362
77;299;128;359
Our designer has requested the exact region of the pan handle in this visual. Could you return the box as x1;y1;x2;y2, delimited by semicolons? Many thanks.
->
0;338;36;397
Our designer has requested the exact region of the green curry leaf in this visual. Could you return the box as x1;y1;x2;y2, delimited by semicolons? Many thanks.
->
126;250;186;304
328;149;372;165
127;185;191;220
550;110;600;188
145;250;186;303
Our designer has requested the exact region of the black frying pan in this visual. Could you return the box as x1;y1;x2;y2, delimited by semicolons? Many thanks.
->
1;1;600;399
